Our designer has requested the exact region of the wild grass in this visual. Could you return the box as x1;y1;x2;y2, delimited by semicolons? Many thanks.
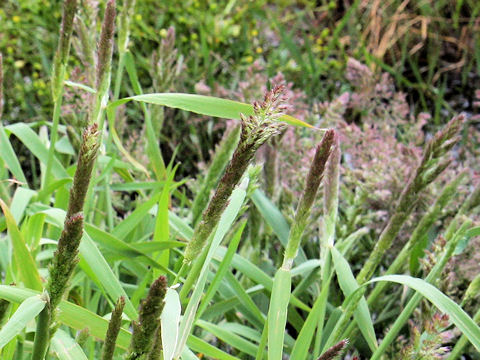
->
0;1;480;359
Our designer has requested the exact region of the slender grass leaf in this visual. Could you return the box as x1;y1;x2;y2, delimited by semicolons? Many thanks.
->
169;212;193;241
79;233;138;320
368;275;480;351
10;187;36;223
0;123;27;184
124;51;166;179
214;247;310;312
268;268;292;360
0;200;42;291
108;93;314;128
106;103;150;176
187;335;240;360
112;192;161;240
251;190;307;264
196;320;258;357
162;288;182;360
64;80;96;94
0;286;132;349
0;295;46;349
331;247;377;351
197;221;246;318
175;178;248;358
5;123;69;179
51;329;88;360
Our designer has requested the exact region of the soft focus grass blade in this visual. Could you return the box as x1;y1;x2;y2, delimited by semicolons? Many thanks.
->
369;275;480;351
5;123;69;179
10;187;36;223
251;189;307;264
290;275;331;360
79;233;138;320
0;125;27;184
214;247;310;312
51;329;88;360
161;288;182;360
197;320;258;357
175;178;248;358
108;93;313;128
0;295;46;349
0;200;42;291
124;51;166;179
331;247;377;351
197;221;246;318
112;192;161;240
187;335;240;360
267;268;291;360
0;286;132;349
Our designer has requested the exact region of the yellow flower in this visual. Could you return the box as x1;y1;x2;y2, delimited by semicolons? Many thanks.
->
250;29;258;37
255;47;263;54
14;60;25;69
245;55;253;63
12;15;21;23
159;28;168;38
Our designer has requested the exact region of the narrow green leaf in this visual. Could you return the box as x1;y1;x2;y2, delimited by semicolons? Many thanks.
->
79;233;138;320
0;286;132;349
369;275;480;351
251;189;307;264
9;187;36;223
187;335;240;360
197;221;246;318
213;247;310;312
0;124;27;184
175;178;248;358
51;329;89;360
161;288;182;360
5;123;69;179
108;93;314;128
0;295;46;349
268;268;292;360
331;247;377;351
196;320;258;357
0;200;42;291
112;192;161;240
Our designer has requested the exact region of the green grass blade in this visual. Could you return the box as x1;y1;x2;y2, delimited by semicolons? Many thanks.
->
5;123;69;179
175;178;248;358
197;221;246;318
331;247;377;351
78;233;138;320
161;288;182;360
251;189;307;264
213;247;310;312
0;124;27;184
0;200;42;291
267;268;292;360
112;192;161;240
124;51;166;179
9;187;36;223
108;93;314;128
369;275;480;352
290;275;332;360
196;320;258;357
187;335;240;360
51;329;88;360
0;286;132;349
0;295;46;349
